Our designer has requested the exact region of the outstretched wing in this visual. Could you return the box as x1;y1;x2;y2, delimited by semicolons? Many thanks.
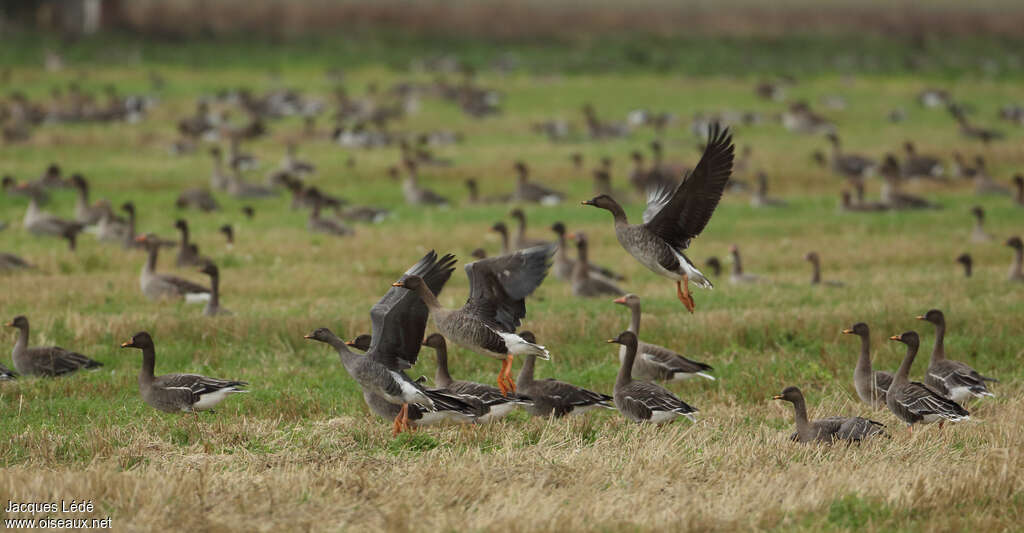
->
643;124;734;250
368;251;458;370
463;244;554;332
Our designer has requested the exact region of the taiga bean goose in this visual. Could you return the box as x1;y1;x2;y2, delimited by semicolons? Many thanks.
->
805;252;844;287
549;222;624;282
969;206;992;242
307;191;353;237
7;315;102;377
199;263;232;316
219;224;234;248
886;332;969;430
608;331;698;424
570;233;625;297
949;105;1004;144
20;189;85;242
750;172;786;207
393;245;555;396
69;174;108;225
120;202;174;250
398;161;448;206
0;363;16;380
826;133;875;179
880;155;937;209
773;386;885;443
464;178;510;205
517;331;614;418
916;310;996;403
839;190;889;213
0;252;33;270
281;142;315;175
508;209;549;250
174;219;212;267
4;175;49;204
841;323;892;408
728;244;760;284
704;257;722;277
1007;236;1023;281
136;234;211;303
175;188;220;212
121;331;246;413
513;161;564;205
901;142;944;178
583;125;734;312
490;221;511;255
613;294;714;382
422;333;532;423
956;253;972;278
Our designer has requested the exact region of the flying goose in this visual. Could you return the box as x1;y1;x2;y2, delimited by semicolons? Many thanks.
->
886;331;969;430
582;124;734;312
608;331;698;424
749;172;786;207
841;323;893;408
805;251;844;287
826;133;875;179
6;315;102;377
513;161;564;205
199;263;232;316
969;206;992;242
571;233;625;297
422;333;533;423
1007;236;1024;281
69;174;108;225
728;244;760;284
0;363;16;380
120;331;246;413
174;219;212;267
613;294;714;382
508;209;549;250
549;222;624;282
916;310;996;403
136;234;211;303
772;386;886;443
956;253;972;278
516;331;614;417
393;245;555;396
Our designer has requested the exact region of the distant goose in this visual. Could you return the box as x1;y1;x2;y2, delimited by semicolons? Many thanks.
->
242;205;255;219
571;233;625;297
1007;236;1024;281
704;256;722;277
969;206;992;242
728;244;760;284
608;331;698;424
1013;174;1023;206
956;253;972;278
916;310;995;403
750;172;786;207
219;224;234;248
879;155;937;209
971;157;1010;196
398;161;448;206
175;188;220;212
490;221;511;255
0;363;16;380
6;315;102;377
464;178;510;205
120;202;174;250
513;161;564;205
393;245;555;396
549;222;624;282
613;294;714;382
508;208;549;249
227;169;275;199
69;174;108;225
281;142;315;175
0;252;33;270
20;189;85;243
3;175;50;204
826;133;875;179
886;331;969;430
516;331;614;418
901;142;944;178
949;104;1004;144
841;323;892;408
839;190;888;213
121;331;246;413
307;191;354;237
136;234;211;303
583;124;734;312
773;386;886;443
199;263;232;316
174;219;212;267
805;251;844;287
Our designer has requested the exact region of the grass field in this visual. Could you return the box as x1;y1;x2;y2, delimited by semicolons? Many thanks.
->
1;32;1023;531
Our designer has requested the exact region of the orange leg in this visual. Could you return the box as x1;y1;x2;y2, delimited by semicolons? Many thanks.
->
400;403;413;433
392;407;404;437
497;356;515;396
676;276;695;313
502;355;516;394
939;420;944;430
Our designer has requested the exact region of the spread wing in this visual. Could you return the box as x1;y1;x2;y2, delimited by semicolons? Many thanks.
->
643;124;734;250
462;244;554;332
367;251;457;370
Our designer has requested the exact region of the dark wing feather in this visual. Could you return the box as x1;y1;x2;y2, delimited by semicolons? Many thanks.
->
643;124;734;249
154;373;246;402
836;417;887;441
158;274;211;295
29;347;101;375
899;382;970;418
623;381;697;414
367;251;457;370
462;244;554;332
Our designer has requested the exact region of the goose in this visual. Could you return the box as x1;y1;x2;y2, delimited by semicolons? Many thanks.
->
3;175;50;204
0;252;33;270
582;124;733;312
956;253;972;278
612;294;714;382
949;105;1004;144
175;188;220;212
839;190;889;213
36;163;68;188
772;386;886;443
305;252;480;433
1013;174;1023;206
136;234;211;303
750;172;786;207
570;152;584;171
901;142;944;178
199;263;232;316
951;152;980;180
94;206;129;243
227;137;258;171
120;203;174;250
508;209;549;250
490;222;511;255
549;222;624;282
841;323;892;408
592;169;613;197
20;190;85;241
226;169;275;199
281;142;315;175
513;161;564;205
826;133;875;179
6;315;102;377
916;310;996;403
628;151;649;194
219;224;234;248
879;155;937;209
0;363;16;380
69;174;108;225
570;233;625;297
805;251;844;287
704;256;722;277
1007;236;1024;281
422;333;532;423
969;206;992;242
516;331;614;418
174;219;212;267
782;102;834;135
728;244;760;284
608;331;698;424
886;331;969;430
338;204;390;224
464;178;510;205
393;244;555;396
396;161;448;206
307;191;353;237
971;157;1010;196
645;140;681;190
209;147;230;191
120;331;246;413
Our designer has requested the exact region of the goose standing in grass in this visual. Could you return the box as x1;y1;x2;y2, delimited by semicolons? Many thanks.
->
199;263;232;317
398;161;448;206
508;208;549;250
886;331;969;430
608;331;698;424
20;189;85;241
956;253;973;278
549;222;624;282
174;219;212;267
393;245;555;396
901;142;944;179
422;333;532;423
916;310;996;403
6;315;102;377
516;331;614;417
0;363;16;380
969;206;992;243
464;178;510;205
582;124;734;312
612;294;714;382
95;206;129;243
0;252;33;271
227;168;275;199
750;172;786;207
121;202;174;250
489;221;511;255
513;161;565;205
120;331;246;413
136;234;211;303
307;191;353;237
704;256;722;277
219;224;234;249
773;386;886;443
70;174;108;225
841;323;892;408
1007;236;1024;281
571;233;625;297
839;190;889;212
879;155;937;209
826;133;875;179
728;244;760;284
949;105;1004;144
3;175;49;204
281;142;315;175
175;188;220;212
805;251;844;287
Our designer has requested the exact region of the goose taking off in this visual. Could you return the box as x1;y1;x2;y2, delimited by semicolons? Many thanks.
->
393;244;555;396
582;124;734;312
773;386;886;444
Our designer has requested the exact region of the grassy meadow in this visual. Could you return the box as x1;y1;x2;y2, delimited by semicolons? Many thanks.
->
1;33;1023;531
